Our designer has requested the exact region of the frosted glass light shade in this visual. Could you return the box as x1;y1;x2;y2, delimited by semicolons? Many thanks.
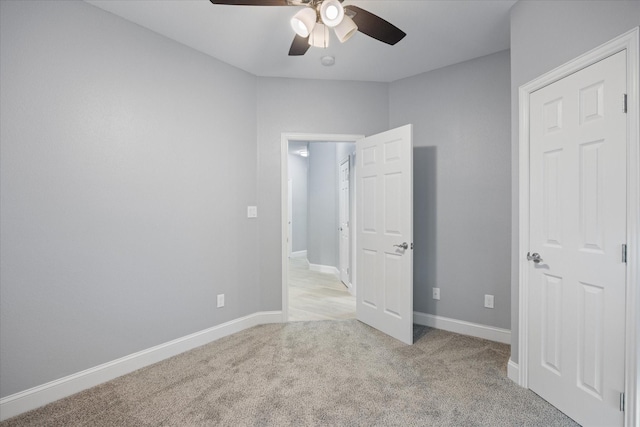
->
334;15;357;43
320;0;344;28
308;23;329;48
290;8;316;38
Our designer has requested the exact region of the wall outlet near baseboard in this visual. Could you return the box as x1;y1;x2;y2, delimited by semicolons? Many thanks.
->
432;287;440;300
217;294;225;308
484;294;494;309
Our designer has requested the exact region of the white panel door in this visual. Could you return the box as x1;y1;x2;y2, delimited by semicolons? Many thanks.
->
356;124;413;345
528;51;627;426
339;157;350;286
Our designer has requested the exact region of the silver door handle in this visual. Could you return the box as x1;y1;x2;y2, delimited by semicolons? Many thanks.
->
527;252;542;264
394;242;408;250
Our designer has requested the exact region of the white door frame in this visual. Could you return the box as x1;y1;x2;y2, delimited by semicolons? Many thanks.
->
281;133;364;322
287;179;293;257
517;28;639;426
338;154;351;288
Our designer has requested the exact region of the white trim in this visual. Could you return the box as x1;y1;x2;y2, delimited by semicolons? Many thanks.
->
624;29;640;427
0;311;282;422
308;263;340;277
289;250;307;258
507;359;520;384
287;178;293;257
517;27;639;426
338;154;351;287
346;282;355;295
413;311;511;344
351;149;357;300
281;133;364;323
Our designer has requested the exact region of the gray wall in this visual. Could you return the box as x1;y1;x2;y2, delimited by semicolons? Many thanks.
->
509;0;640;363
390;50;512;330
0;0;258;398
288;144;308;253
307;143;338;267
256;78;389;311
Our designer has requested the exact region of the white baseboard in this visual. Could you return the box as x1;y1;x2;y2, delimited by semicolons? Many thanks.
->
507;359;520;384
309;263;339;277
0;311;282;422
346;282;355;295
413;311;511;344
289;250;307;258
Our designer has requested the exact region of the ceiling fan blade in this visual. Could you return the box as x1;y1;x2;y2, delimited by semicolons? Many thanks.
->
289;34;310;56
209;0;291;5
344;5;406;45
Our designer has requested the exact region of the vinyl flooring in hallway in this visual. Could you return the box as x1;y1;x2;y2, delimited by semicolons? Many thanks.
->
288;256;356;321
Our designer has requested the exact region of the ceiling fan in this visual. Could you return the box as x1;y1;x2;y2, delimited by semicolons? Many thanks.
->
208;0;406;56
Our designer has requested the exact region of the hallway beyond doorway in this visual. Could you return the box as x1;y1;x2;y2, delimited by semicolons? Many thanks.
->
288;257;355;322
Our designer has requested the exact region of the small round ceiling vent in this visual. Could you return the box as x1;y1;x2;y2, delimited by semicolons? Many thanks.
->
321;55;335;66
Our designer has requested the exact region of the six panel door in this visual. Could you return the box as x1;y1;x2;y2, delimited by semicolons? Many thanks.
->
528;51;627;426
356;124;413;345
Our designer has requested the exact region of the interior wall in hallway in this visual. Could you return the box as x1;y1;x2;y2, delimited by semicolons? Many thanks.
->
307;142;339;268
288;142;309;253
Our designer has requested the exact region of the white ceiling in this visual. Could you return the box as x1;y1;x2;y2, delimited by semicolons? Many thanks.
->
85;0;516;83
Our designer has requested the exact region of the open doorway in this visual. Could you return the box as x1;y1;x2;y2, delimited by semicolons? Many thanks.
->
281;133;363;322
287;140;355;321
282;126;414;342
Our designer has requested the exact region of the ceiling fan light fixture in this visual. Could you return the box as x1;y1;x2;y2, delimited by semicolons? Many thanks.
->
334;15;357;43
319;0;344;28
308;23;329;48
290;8;316;38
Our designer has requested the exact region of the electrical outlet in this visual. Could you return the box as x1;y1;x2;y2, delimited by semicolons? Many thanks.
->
484;294;494;309
247;206;257;218
217;294;225;308
432;287;440;300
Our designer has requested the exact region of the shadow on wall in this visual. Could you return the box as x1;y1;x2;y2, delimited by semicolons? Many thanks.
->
413;146;437;315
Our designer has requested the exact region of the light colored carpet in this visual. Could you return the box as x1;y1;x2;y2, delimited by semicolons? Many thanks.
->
1;321;578;426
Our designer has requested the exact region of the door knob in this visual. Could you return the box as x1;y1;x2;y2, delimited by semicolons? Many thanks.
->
394;242;409;250
527;252;543;264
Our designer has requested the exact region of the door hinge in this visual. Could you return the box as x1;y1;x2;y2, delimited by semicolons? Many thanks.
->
623;94;627;113
411;243;414;250
622;244;627;263
620;392;625;412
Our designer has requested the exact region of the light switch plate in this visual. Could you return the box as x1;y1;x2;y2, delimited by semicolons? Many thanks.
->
247;206;257;218
432;287;440;300
217;294;225;308
484;294;494;309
